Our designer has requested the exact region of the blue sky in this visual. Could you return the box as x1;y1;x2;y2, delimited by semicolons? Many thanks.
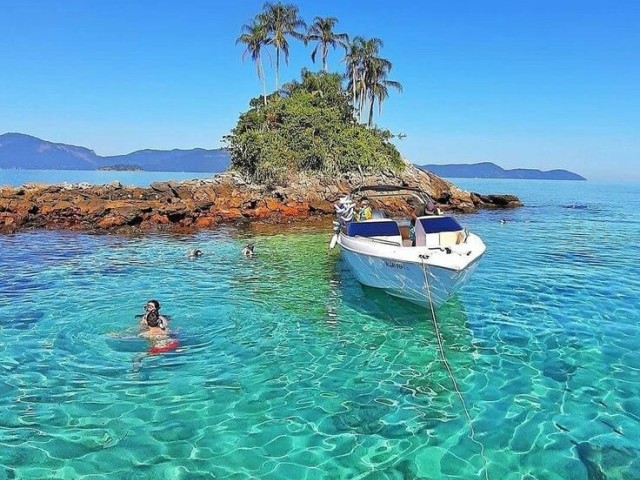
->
1;0;638;180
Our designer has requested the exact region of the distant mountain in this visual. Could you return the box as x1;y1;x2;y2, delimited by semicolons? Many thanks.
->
418;162;586;180
104;148;230;173
0;133;100;170
2;134;586;180
0;133;231;172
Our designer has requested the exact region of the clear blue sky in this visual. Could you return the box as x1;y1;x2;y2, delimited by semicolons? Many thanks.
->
1;0;638;180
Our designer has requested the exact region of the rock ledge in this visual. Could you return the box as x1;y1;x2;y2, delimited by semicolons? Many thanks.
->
0;166;522;234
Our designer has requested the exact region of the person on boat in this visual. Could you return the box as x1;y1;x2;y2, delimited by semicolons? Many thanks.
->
407;196;443;244
139;300;169;338
408;199;426;246
358;198;373;221
242;243;255;256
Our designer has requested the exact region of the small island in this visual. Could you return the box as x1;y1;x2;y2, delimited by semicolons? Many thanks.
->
0;70;521;235
0;2;522;235
97;164;143;171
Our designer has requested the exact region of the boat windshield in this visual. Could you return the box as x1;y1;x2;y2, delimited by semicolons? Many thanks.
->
419;216;462;233
346;221;401;237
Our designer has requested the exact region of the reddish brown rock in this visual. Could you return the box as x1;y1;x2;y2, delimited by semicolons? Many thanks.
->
97;215;127;229
195;216;216;228
0;165;521;234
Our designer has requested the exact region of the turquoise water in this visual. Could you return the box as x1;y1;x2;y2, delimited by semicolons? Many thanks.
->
0;169;214;188
1;179;640;479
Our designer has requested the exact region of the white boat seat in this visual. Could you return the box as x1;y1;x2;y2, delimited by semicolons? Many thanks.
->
440;231;465;247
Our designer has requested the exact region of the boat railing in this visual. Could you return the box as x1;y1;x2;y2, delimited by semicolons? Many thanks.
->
353;236;403;247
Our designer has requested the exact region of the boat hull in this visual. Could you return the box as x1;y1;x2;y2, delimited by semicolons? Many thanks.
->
339;238;483;308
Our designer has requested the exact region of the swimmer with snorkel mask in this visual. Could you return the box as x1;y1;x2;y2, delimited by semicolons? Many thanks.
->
139;300;170;338
131;299;178;371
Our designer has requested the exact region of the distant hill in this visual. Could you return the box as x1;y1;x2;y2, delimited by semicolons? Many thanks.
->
1;133;586;180
418;162;586;180
0;133;231;172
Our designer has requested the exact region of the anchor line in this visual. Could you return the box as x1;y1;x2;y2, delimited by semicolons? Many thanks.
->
419;255;489;480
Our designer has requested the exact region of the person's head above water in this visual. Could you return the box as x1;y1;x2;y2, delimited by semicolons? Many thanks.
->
188;249;203;257
242;243;255;256
145;300;160;312
144;300;163;328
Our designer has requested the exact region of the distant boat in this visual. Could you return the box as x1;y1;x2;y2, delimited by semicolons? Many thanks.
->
330;186;486;307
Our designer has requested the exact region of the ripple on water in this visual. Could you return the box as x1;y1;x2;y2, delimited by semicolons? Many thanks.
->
1;182;640;479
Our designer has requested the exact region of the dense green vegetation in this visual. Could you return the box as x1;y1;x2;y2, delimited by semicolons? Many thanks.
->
225;71;404;183
230;2;404;183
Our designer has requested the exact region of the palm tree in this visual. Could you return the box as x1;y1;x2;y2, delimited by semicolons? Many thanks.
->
343;36;365;115
344;36;400;125
260;2;306;89
306;16;349;72
357;38;388;121
236;20;270;106
366;59;403;126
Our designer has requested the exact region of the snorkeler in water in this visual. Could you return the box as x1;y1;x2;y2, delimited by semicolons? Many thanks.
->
139;300;170;338
241;243;255;257
132;299;178;371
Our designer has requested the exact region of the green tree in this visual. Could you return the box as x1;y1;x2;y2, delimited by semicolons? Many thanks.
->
225;71;404;184
306;16;349;72
259;2;306;89
236;19;270;106
343;36;365;115
366;58;403;126
344;37;400;125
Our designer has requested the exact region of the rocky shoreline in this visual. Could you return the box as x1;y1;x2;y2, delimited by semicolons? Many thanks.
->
0;166;522;234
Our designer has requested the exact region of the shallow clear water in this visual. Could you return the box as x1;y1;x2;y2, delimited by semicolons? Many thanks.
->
1;179;640;479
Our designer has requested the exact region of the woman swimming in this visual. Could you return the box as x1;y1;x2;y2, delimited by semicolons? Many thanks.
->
139;299;169;338
131;300;178;369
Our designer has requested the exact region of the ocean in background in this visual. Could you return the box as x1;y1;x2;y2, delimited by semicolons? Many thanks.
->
0;169;216;188
1;175;640;479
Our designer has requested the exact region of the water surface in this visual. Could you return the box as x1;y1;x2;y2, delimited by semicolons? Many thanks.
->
1;179;639;479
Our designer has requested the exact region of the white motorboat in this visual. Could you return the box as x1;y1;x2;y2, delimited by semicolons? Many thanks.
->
330;186;486;307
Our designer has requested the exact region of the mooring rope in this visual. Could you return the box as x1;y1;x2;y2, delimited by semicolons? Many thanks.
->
419;255;489;480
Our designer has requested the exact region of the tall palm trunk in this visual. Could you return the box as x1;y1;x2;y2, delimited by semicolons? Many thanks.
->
322;43;328;72
275;48;280;89
258;56;267;106
351;70;357;117
358;73;367;122
368;96;375;126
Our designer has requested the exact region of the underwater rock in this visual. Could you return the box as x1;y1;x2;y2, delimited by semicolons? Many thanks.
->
543;358;577;383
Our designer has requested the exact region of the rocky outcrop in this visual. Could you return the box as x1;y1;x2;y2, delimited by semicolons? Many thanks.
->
0;166;522;234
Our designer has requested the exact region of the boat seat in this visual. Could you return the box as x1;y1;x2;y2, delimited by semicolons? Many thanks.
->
440;231;465;247
415;216;465;248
